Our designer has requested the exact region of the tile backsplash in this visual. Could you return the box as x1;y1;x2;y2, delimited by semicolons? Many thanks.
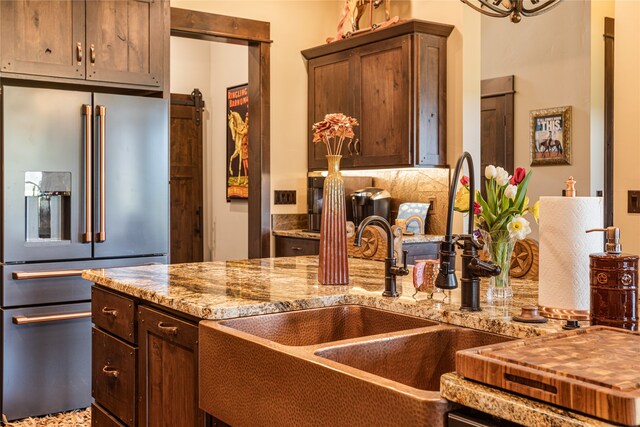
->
275;168;451;235
354;168;450;235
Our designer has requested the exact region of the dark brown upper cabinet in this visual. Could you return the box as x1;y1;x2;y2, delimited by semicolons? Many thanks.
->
303;20;453;171
86;0;163;87
0;0;164;89
0;1;86;80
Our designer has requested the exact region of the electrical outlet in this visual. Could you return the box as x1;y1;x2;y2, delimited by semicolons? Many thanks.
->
629;190;640;213
427;197;436;211
274;190;297;205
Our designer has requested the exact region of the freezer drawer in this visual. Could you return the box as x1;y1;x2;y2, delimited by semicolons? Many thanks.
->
2;302;92;421
3;256;166;307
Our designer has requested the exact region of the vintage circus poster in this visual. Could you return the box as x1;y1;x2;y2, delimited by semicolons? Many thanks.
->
226;84;249;200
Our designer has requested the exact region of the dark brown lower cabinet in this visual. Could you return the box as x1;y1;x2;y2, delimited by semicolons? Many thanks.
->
91;285;207;426
274;236;320;257
92;328;137;425
92;403;126;427
137;306;203;427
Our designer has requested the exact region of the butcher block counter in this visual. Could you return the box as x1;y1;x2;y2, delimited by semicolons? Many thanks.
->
83;256;617;427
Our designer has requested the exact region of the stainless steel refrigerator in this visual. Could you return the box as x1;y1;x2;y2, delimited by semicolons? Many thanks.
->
1;86;169;420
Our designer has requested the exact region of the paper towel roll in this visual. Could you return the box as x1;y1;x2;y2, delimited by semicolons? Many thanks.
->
538;197;603;317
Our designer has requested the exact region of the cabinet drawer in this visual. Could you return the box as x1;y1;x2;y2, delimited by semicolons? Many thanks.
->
92;402;126;427
275;236;320;257
92;287;136;343
138;306;198;348
92;327;136;426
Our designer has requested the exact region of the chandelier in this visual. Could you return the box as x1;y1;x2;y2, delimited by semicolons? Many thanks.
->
460;0;563;23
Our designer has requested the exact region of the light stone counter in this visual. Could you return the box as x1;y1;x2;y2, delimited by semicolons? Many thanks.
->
441;373;618;427
83;256;569;339
83;256;606;426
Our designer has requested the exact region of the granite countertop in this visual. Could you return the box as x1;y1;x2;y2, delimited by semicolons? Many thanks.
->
83;256;568;338
441;373;618;427
83;256;604;426
272;229;444;244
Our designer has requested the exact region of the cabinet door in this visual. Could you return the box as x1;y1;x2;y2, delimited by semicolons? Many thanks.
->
415;33;448;166
138;306;205;427
0;0;85;79
85;0;163;87
356;35;412;168
308;51;357;170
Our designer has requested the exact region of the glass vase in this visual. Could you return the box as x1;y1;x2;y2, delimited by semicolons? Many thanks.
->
482;230;515;300
318;155;349;285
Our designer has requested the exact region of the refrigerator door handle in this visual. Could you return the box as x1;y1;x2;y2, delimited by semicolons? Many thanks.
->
96;105;107;243
12;270;84;280
82;105;93;243
12;311;92;325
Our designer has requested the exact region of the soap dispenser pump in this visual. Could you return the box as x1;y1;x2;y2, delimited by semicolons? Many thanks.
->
585;227;638;331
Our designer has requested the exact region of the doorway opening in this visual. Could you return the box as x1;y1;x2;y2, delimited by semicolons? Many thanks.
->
169;8;271;261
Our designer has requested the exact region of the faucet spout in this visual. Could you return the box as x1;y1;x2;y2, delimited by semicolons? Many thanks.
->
436;152;501;311
354;215;408;297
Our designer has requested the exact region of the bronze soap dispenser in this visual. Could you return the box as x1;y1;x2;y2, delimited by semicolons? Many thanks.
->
586;227;638;331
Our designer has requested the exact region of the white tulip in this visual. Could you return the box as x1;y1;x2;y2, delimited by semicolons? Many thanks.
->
507;216;531;240
485;165;497;180
504;184;517;200
495;167;511;186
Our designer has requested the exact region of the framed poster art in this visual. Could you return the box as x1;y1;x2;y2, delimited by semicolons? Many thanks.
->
529;106;572;166
226;83;249;201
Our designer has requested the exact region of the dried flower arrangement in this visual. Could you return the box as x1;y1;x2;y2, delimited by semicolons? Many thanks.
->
312;113;359;156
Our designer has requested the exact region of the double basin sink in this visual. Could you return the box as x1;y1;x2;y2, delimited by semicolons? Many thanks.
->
199;305;511;426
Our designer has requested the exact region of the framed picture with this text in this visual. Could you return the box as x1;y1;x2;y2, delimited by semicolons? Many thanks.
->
529;106;572;166
226;83;249;200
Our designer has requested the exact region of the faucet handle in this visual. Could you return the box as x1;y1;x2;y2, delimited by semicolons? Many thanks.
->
402;250;409;270
470;234;484;249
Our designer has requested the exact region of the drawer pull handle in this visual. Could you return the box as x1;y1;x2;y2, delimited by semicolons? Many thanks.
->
158;322;178;335
102;366;120;378
12;311;91;325
12;270;84;280
291;247;303;251
101;307;118;317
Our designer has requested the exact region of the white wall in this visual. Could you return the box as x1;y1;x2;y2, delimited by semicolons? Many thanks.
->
170;36;249;261
171;0;341;218
614;0;640;254
481;0;602;239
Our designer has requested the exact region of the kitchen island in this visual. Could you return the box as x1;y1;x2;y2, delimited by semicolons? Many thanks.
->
83;256;606;427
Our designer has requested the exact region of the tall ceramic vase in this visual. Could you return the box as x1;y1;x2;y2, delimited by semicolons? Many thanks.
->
318;155;349;285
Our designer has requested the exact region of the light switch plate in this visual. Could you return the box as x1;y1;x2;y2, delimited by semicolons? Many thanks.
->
628;191;640;213
274;190;296;205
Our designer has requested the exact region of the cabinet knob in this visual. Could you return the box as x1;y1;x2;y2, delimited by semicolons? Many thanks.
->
90;44;96;64
76;42;83;64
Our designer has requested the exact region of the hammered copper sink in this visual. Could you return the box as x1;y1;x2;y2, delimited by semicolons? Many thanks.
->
216;305;437;346
199;305;512;427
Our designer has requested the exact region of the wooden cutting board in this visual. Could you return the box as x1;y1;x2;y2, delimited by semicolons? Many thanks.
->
456;326;640;426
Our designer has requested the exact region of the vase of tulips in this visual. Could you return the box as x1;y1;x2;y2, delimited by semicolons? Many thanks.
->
312;113;359;285
456;165;538;300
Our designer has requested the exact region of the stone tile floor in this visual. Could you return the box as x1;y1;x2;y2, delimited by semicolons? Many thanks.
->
2;408;90;426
